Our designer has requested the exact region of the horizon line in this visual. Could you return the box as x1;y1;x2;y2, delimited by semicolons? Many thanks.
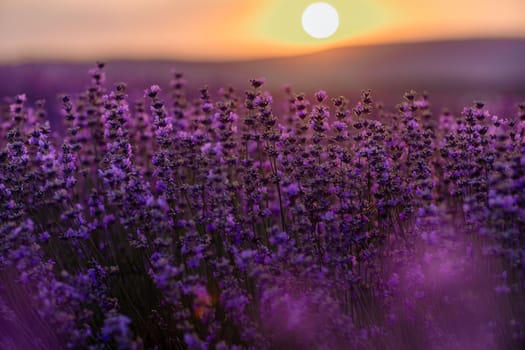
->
1;36;524;66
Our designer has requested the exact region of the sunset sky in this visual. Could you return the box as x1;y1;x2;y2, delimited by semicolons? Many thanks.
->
1;0;524;63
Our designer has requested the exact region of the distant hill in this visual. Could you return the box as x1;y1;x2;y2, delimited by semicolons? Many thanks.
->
1;39;524;117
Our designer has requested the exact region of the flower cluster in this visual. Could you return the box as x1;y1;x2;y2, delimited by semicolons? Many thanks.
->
0;64;524;349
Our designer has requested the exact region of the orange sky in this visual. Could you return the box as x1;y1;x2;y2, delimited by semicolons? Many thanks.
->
0;0;524;62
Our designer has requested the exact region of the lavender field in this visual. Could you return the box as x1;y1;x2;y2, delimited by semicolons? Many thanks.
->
1;61;525;350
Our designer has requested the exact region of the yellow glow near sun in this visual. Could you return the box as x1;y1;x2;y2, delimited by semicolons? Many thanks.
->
301;2;339;39
255;0;388;50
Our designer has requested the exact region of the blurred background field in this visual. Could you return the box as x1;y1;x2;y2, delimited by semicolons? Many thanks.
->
2;39;525;130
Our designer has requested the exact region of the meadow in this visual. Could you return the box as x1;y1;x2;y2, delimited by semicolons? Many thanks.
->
1;63;524;349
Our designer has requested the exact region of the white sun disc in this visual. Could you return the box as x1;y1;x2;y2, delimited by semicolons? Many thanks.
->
301;2;339;39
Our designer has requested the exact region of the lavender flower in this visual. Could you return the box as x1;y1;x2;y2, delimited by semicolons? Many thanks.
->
0;64;524;350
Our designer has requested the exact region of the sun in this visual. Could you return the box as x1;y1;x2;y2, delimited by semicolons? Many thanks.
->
301;2;339;39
